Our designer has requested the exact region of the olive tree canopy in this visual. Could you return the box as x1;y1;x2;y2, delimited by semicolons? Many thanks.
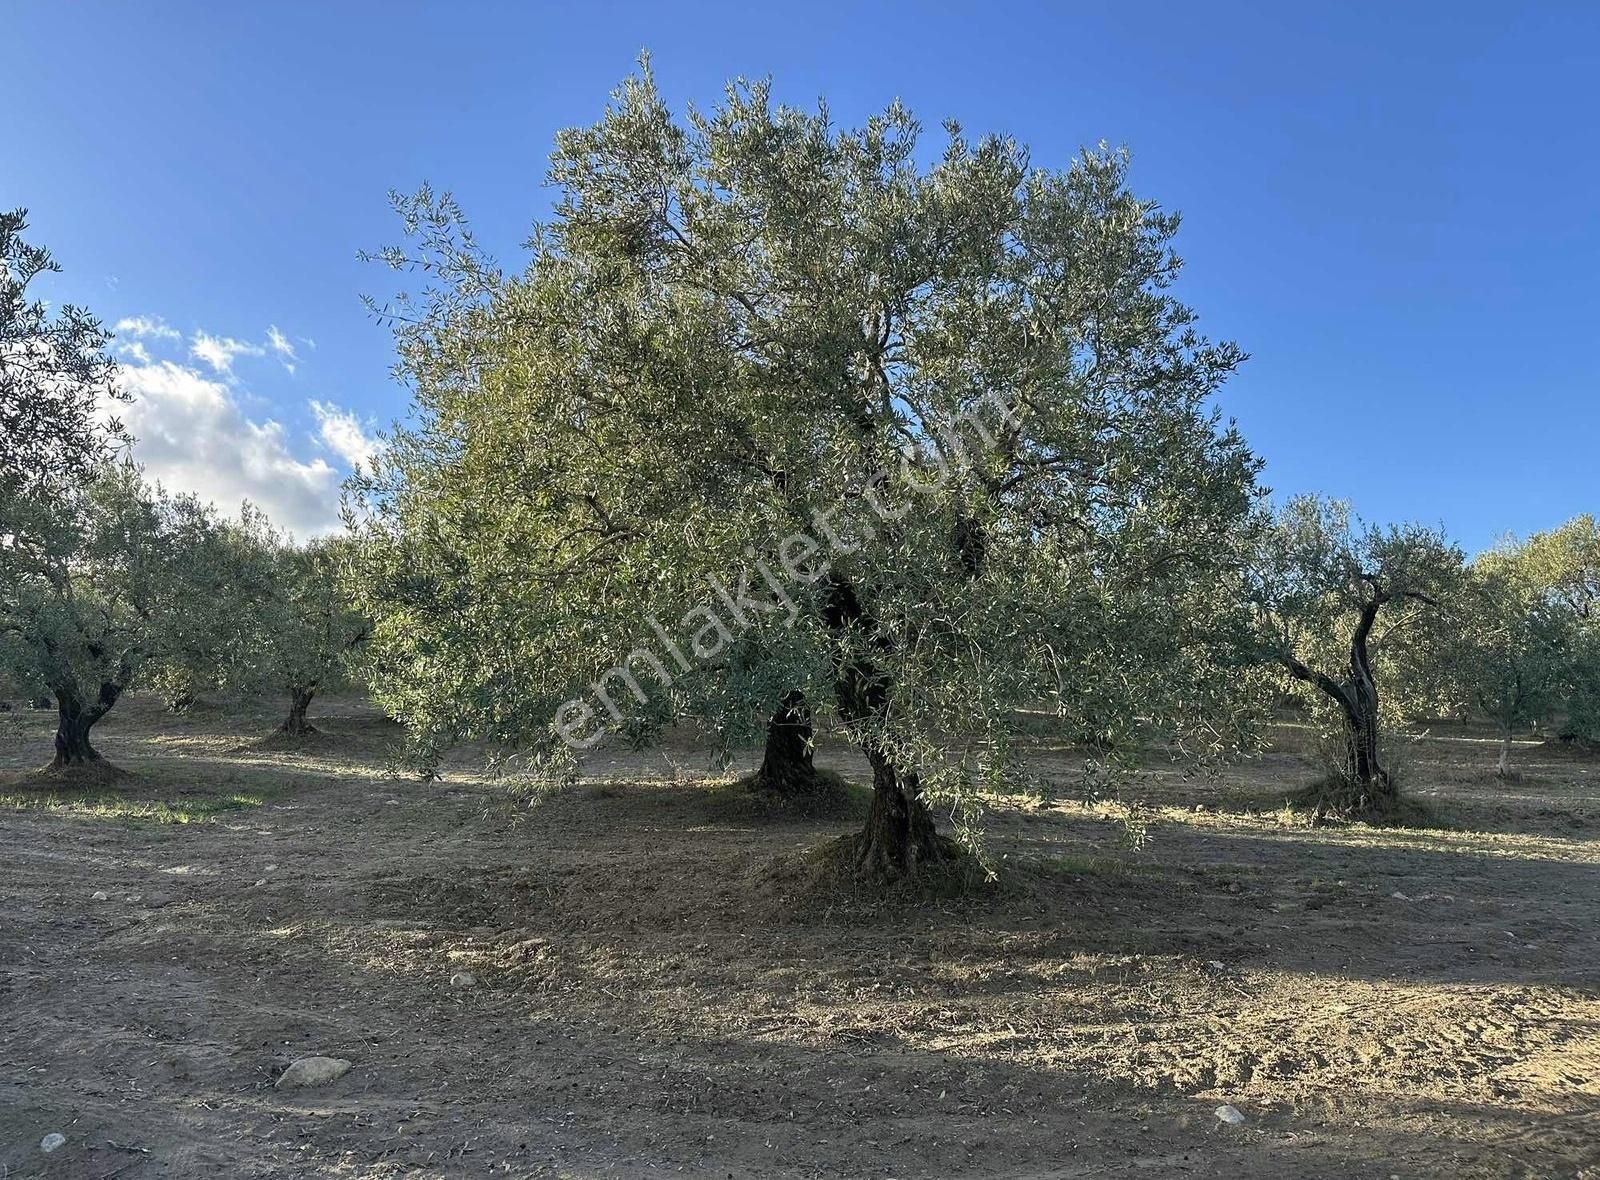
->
352;68;1265;877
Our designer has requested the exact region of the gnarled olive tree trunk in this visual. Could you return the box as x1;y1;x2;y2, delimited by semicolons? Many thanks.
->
279;685;318;736
854;744;950;879
826;578;953;879
1285;597;1396;802
1495;730;1515;779
49;683;123;773
751;690;823;796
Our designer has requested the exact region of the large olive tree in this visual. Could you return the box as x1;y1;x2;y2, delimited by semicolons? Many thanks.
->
1;210;240;773
351;69;1264;877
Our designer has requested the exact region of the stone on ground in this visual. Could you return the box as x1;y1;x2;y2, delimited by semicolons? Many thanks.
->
275;1056;352;1088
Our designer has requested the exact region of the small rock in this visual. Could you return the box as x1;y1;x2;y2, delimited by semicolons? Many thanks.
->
1215;1104;1247;1126
90;890;109;901
1227;882;1244;895
264;864;279;872
40;1132;67;1153
254;879;267;887
1207;960;1227;972
125;893;142;903
450;971;478;989
275;1056;352;1088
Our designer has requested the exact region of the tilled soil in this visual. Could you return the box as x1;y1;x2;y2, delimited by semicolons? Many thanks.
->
2;697;1598;1178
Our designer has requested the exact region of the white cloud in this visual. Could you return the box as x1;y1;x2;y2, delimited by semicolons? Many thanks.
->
310;400;381;470
266;324;297;361
116;359;345;537
266;323;299;374
114;314;180;341
117;340;151;364
190;330;265;376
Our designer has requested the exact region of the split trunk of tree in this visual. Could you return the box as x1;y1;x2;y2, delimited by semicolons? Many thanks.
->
1339;694;1392;795
751;690;823;796
824;576;954;879
852;744;952;880
1282;599;1397;807
49;684;121;773
1342;600;1395;800
279;686;318;736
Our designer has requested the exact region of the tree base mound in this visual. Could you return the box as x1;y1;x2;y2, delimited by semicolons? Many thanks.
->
714;768;866;821
757;832;987;910
29;758;129;788
1288;773;1434;827
250;725;328;752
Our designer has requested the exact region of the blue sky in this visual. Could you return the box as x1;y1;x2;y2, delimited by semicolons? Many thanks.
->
4;2;1595;545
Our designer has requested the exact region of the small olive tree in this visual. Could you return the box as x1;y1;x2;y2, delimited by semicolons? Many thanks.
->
223;509;370;738
1454;543;1576;776
1520;515;1600;744
1250;496;1462;805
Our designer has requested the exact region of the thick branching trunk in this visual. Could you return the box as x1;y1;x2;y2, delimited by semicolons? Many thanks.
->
751;690;823;796
852;744;952;880
825;577;955;879
1341;693;1389;793
49;683;122;774
279;686;318;736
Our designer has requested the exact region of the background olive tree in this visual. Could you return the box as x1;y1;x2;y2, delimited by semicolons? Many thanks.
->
1250;496;1462;808
221;509;371;739
1520;515;1600;744
1453;542;1575;776
2;463;235;774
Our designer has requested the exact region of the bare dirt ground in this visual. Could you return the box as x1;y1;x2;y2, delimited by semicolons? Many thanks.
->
2;695;1598;1179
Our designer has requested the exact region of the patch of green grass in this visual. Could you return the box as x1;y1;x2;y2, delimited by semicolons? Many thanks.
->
0;785;276;823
